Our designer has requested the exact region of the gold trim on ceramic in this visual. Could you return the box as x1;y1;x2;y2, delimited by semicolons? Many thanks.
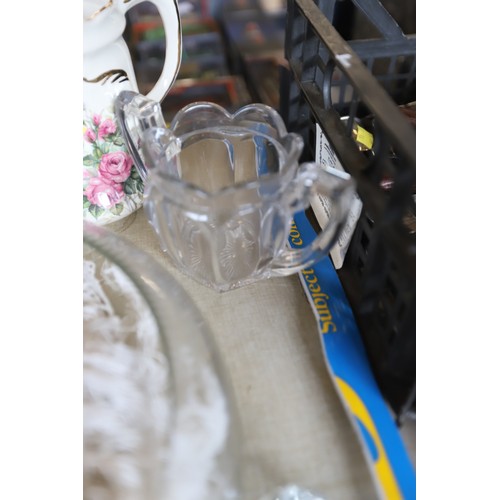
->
151;0;183;100
85;0;113;21
166;0;182;96
83;69;129;85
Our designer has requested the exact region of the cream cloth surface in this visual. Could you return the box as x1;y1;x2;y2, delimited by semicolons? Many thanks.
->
108;208;415;500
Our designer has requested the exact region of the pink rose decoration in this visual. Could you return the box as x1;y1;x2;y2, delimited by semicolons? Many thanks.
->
98;151;133;183
84;177;124;208
98;119;117;139
92;114;102;126
84;128;96;143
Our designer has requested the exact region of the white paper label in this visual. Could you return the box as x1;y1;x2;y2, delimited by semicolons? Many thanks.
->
313;123;363;269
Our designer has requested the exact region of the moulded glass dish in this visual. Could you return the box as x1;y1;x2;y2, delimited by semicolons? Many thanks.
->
115;91;354;292
83;221;241;500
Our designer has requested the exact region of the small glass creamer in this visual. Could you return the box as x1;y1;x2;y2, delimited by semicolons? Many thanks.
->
115;91;355;292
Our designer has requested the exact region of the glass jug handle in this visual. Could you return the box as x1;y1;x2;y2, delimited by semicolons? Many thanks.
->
115;91;168;182
119;0;182;102
270;163;356;275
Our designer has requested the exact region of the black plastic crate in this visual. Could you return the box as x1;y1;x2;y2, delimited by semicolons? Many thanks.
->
280;0;416;423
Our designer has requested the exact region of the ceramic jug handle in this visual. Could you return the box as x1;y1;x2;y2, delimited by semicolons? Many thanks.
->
119;0;181;102
271;163;356;274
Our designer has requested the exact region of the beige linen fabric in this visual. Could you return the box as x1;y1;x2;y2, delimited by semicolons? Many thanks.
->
110;208;413;500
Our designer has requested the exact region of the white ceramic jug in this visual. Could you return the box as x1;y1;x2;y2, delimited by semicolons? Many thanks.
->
83;0;181;225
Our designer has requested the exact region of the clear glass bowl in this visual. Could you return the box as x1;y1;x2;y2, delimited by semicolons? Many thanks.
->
83;221;241;500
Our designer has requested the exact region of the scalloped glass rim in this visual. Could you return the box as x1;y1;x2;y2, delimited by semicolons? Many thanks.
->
115;90;305;199
169;101;290;138
148;100;305;198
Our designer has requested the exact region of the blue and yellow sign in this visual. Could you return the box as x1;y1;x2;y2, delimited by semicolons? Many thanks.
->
289;211;416;500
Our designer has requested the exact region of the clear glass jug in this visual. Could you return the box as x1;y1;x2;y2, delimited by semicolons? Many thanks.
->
115;91;355;292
